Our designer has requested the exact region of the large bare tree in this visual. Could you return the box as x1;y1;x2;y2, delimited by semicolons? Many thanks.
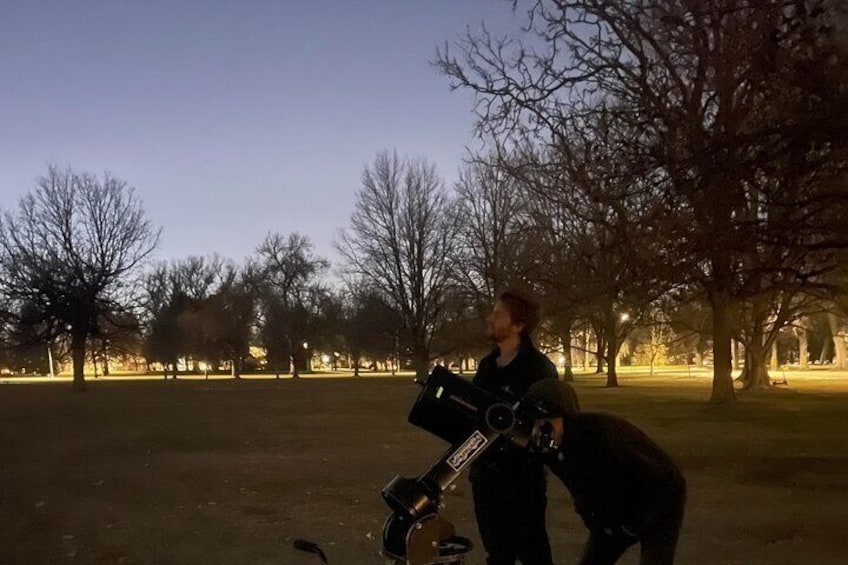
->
0;165;158;391
338;151;459;379
437;0;848;403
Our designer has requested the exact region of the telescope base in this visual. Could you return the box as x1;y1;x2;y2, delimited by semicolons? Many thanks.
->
381;512;472;565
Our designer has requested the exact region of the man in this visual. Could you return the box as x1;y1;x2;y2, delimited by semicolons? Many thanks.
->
469;289;579;565
526;380;686;565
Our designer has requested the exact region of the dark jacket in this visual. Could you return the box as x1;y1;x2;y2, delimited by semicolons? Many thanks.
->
546;412;686;535
469;335;558;482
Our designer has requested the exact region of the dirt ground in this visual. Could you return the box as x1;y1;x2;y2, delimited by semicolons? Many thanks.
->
1;372;847;565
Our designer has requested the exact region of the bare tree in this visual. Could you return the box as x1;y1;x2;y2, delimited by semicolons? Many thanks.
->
453;158;529;304
255;232;328;377
141;256;224;376
0;165;158;391
338;151;459;379
481;107;675;387
89;308;144;377
329;280;404;376
197;262;259;379
437;0;848;403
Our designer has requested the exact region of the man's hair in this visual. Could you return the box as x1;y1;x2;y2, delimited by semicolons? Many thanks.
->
498;288;541;337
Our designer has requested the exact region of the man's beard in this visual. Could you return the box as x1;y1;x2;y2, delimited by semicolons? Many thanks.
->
486;326;506;343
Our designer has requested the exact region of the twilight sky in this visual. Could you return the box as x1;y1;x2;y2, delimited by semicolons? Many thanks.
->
0;0;518;267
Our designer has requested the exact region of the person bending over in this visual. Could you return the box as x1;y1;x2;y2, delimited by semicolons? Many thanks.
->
527;379;686;565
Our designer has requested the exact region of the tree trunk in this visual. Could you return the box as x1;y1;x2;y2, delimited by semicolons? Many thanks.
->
732;340;741;371
595;332;606;374
835;333;847;370
47;344;56;377
798;320;809;369
605;323;619;388
561;329;574;382
351;350;361;377
819;327;833;363
742;323;771;389
770;342;779;370
743;345;771;389
828;313;846;369
709;293;736;404
394;334;400;376
231;357;241;379
414;342;430;381
102;348;110;377
71;330;87;392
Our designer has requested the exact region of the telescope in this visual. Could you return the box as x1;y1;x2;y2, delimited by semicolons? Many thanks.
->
380;366;557;565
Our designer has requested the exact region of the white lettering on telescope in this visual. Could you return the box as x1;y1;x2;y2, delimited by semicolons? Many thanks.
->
447;431;488;472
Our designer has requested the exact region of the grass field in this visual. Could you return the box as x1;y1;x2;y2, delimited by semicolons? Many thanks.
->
1;370;847;564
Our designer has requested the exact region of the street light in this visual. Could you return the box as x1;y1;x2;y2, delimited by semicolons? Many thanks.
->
302;342;311;373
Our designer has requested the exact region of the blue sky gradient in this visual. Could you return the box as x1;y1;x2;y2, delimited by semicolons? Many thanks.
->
0;0;519;266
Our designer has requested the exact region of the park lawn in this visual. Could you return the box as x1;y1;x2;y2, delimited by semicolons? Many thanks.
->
0;373;846;564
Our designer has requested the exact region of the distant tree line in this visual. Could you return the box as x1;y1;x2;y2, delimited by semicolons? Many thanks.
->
1;1;847;404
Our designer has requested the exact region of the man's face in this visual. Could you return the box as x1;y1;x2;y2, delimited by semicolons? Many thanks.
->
485;300;523;342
